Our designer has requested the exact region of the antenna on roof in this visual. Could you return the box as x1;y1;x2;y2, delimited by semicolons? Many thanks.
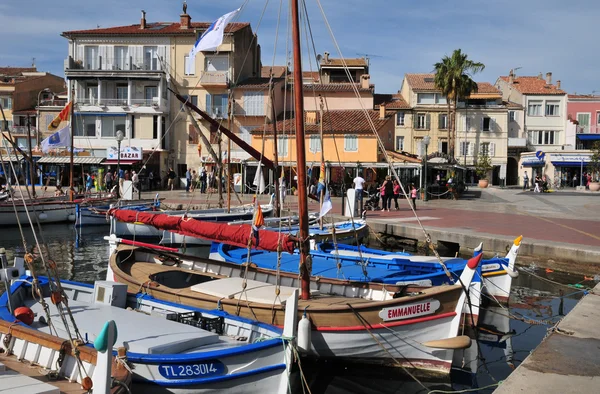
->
356;52;382;68
31;58;35;67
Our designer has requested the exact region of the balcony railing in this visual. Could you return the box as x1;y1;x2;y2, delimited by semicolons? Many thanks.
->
206;105;228;119
577;125;600;134
11;126;38;135
200;71;229;85
78;98;162;107
39;99;68;107
65;56;164;72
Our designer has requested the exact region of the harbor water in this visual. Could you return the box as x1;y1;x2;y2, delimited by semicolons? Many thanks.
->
0;223;589;393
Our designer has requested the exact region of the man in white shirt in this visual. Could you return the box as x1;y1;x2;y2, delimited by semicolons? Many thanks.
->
353;174;366;213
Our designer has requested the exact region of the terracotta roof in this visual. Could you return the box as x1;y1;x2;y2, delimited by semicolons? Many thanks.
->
234;77;283;89
261;66;288;78
62;22;249;36
568;94;600;100
256;109;393;134
0;67;37;76
405;73;439;92
374;94;410;110
302;71;320;82
503;101;523;109
302;83;373;92
387;150;421;163
320;58;368;67
499;76;565;95
473;82;500;95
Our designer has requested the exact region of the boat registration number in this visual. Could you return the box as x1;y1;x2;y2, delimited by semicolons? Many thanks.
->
482;263;501;272
158;361;226;379
379;299;440;322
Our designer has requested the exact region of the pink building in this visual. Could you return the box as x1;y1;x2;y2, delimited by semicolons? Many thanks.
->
567;94;600;149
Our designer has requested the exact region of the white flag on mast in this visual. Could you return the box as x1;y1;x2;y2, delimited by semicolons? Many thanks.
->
253;165;266;194
185;8;240;75
41;124;71;153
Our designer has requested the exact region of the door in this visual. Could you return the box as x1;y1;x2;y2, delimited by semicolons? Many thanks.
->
84;46;99;70
143;46;158;70
114;46;128;70
577;113;591;133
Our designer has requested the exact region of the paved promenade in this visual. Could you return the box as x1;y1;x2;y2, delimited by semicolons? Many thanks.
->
493;282;600;394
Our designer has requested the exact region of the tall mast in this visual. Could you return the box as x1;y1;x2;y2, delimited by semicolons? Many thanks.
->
270;83;281;217
291;0;310;300
26;115;36;198
69;82;75;202
227;94;232;213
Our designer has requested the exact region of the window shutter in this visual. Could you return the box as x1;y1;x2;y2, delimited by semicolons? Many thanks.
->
468;142;474;156
490;142;496;157
490;117;496;132
206;94;212;112
412;114;416;128
157;46;166;68
77;45;84;64
417;140;423;156
438;140;442;152
438;114;443;130
480;117;485;132
425;114;431;130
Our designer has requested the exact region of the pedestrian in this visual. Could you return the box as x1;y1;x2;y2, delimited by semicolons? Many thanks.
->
523;171;529;191
132;170;140;197
167;168;176;191
124;170;130;181
381;176;393;212
572;174;578;188
185;168;192;192
534;175;541;193
353;173;366;213
105;170;113;192
392;179;401;210
410;184;417;210
118;168;125;196
148;171;154;191
191;170;198;191
85;173;93;194
200;168;207;193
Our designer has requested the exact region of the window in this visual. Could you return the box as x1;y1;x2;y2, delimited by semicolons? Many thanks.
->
130;115;135;139
153;115;158;139
84;46;99;70
181;95;198;108
439;140;448;154
73;116;96;137
396;136;404;151
545;101;560;116
277;135;288;157
396;112;405;126
116;85;128;102
344;135;358;151
242;92;265;116
528;130;557;145
460;141;471;156
415;113;430;130
527;100;542;116
509;111;516;122
206;94;228;118
143;46;158;70
87;85;98;105
145;86;158;105
239;125;255;144
309;135;321;153
436;95;447;105
480;142;490;156
184;55;195;75
0;97;12;110
482;116;494;132
577;113;590;133
101;116;126;138
417;93;435;105
597;112;600;125
205;55;229;71
439;113;448;130
465;116;472;131
188;124;198;144
114;46;128;70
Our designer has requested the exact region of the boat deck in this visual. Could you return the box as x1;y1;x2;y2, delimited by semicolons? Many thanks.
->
0;356;80;393
25;296;241;355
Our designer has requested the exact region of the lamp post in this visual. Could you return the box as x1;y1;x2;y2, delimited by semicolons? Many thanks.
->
423;135;430;202
115;130;124;197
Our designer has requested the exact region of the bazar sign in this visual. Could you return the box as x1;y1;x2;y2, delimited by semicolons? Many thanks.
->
379;299;440;322
107;146;143;160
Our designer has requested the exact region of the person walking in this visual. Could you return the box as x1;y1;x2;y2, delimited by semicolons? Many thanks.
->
185;168;192;193
148;171;154;191
534;174;541;193
85;173;93;194
393;179;401;210
410;184;417;210
200;168;207;193
118;168;125;197
382;176;394;212
572;174;578;188
167;168;176;191
104;171;113;192
191;170;198;191
523;171;529;191
132;170;140;197
353;173;366;214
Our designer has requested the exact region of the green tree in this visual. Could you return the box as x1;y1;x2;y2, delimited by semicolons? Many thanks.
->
589;141;600;182
475;151;493;180
434;49;485;160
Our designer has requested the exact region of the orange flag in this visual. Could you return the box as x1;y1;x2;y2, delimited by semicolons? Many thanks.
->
48;101;72;131
253;204;265;229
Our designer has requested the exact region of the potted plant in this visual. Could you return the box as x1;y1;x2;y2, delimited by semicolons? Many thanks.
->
475;152;493;188
589;141;600;192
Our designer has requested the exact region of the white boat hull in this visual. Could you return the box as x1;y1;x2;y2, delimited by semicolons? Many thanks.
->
0;203;75;226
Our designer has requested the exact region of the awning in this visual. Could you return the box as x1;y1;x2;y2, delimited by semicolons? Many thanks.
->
102;160;139;165
522;161;545;167
37;156;105;164
0;154;23;162
577;134;600;140
551;161;589;167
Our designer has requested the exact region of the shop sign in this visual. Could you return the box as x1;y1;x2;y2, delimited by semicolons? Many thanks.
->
107;146;142;160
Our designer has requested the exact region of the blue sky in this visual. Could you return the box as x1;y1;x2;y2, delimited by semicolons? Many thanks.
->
1;0;598;94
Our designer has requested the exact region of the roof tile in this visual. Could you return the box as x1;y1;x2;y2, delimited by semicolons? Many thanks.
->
499;76;565;95
62;22;249;36
320;58;368;67
405;73;438;92
261;66;288;78
302;83;372;92
374;94;410;109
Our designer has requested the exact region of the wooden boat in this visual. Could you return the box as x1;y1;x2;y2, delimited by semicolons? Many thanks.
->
75;196;161;227
1;271;295;393
107;234;481;377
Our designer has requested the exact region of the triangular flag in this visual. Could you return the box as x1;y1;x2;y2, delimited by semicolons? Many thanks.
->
253;166;265;194
319;190;332;218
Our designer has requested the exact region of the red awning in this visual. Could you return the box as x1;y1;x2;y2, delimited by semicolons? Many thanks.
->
102;160;139;165
109;209;295;253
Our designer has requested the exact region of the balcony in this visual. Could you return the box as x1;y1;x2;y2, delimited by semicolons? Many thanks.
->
206;105;228;119
200;71;229;86
65;56;164;76
577;125;600;134
508;137;527;148
11;126;38;135
39;99;68;107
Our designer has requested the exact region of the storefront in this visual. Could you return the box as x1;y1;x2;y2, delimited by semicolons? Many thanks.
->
37;155;105;189
549;153;590;188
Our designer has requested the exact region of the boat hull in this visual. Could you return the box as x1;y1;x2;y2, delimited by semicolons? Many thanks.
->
0;203;75;225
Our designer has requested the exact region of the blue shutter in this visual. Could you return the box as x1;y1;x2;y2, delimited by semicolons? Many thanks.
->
206;94;212;114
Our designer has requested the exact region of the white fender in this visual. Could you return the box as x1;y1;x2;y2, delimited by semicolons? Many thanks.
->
297;311;312;353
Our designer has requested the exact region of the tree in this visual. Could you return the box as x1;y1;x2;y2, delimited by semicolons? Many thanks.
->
589;141;600;182
434;49;485;160
475;151;493;180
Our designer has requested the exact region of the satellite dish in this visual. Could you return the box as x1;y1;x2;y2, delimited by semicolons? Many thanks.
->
316;54;322;62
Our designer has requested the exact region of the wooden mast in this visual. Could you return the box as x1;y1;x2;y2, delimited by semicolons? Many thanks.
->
69;82;75;202
291;0;310;300
319;97;325;229
227;94;232;213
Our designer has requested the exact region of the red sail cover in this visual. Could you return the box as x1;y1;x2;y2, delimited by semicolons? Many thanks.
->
110;210;295;253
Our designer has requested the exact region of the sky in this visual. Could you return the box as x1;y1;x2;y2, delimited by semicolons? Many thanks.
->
1;0;599;95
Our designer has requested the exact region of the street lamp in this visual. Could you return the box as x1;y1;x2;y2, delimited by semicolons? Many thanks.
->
115;130;124;197
423;135;430;202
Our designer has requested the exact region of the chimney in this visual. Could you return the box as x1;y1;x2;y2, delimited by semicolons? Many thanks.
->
323;51;330;64
379;103;386;119
508;69;514;84
360;74;370;89
556;80;561;89
180;2;191;29
545;72;552;85
538;72;543;80
140;10;146;29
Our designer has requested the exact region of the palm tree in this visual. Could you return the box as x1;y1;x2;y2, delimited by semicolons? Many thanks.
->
434;49;485;160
